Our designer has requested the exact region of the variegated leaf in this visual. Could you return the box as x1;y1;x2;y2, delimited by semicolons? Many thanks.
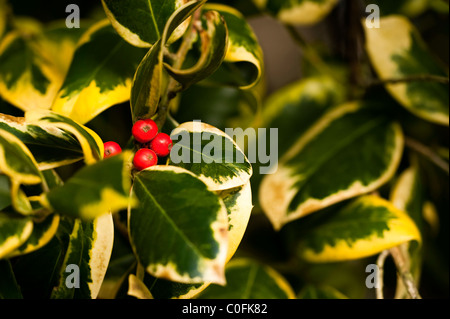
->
129;166;229;285
127;274;154;299
165;10;228;90
221;182;253;262
298;196;421;262
0;174;10;210
44;151;135;221
260;102;404;230
7;213;60;258
170;121;253;191
0;112;90;170
52;20;146;124
0;212;33;259
101;0;197;48
199;258;296;299
253;0;339;25
364;16;449;126
131;0;207;122
51;214;114;299
203;4;263;90
24;111;104;165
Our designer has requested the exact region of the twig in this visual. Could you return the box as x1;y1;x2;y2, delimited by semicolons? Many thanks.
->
376;250;390;299
390;246;422;299
405;137;449;175
367;75;450;87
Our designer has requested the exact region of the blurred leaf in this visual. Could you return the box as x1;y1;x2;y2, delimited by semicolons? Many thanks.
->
127;274;154;299
165;10;228;90
298;285;348;299
52;20;146;124
203;4;263;90
364;16;449;126
129;166;228;285
101;0;199;47
7;213;60;258
45;151;135;221
0;174;11;210
298;196;421;262
253;0;339;25
364;0;434;17
170;121;253;191
51;214;114;299
260;102;404;230
0;260;23;299
199;258;296;299
261;76;346;157
0;212;33;259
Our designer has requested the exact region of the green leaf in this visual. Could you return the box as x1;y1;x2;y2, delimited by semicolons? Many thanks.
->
0;129;44;212
260;102;404;230
364;16;449;126
221;182;253;262
298;285;348;299
52;20;146;124
44;151;135;220
0;174;11;211
0;112;92;170
24;111;104;166
102;0;196;48
261;76;346;157
7;213;60;258
390;162;424;299
51;214;114;299
298;195;422;262
129;166;229;285
203;4;264;90
0;212;33;259
131;0;207;122
165;10;228;90
253;0;339;25
0;260;23;299
170;121;253;191
198;258;296;299
130;40;163;122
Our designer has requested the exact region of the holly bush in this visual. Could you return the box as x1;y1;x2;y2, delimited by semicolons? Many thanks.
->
0;0;448;300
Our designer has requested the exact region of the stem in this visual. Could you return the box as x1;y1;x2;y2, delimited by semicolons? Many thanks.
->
367;75;450;87
390;246;422;299
156;10;201;129
376;250;390;299
405;137;450;175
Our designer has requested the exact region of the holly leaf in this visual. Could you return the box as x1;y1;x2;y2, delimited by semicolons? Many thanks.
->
129;166;229;285
170;121;253;191
297;196;421;262
198;259;296;299
260;102;404;230
52;20;146;124
364;16;449;126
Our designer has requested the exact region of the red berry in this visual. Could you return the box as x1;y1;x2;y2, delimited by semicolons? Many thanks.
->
104;141;122;159
132;119;158;144
150;133;173;157
133;148;158;171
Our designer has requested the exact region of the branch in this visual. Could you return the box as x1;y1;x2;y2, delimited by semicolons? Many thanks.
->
405;137;449;175
376;250;390;299
390;246;422;299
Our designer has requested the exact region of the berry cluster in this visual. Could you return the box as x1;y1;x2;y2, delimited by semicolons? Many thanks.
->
103;119;173;171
